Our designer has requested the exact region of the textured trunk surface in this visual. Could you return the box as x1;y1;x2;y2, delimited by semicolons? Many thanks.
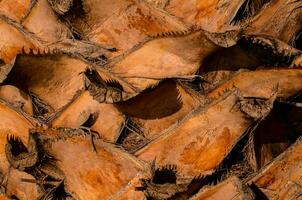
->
0;0;301;199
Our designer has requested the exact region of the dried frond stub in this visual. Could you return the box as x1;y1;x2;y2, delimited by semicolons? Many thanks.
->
58;0;187;56
87;28;242;103
7;54;87;112
135;67;302;177
51;91;126;142
152;0;247;31
207;68;302;100
135;90;268;177
0;99;37;173
116;80;202;140
245;0;302;44
6;128;147;200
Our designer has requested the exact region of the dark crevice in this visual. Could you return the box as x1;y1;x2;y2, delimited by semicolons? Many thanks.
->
10;195;20;200
179;75;205;93
239;36;295;66
29;92;53;120
70;29;82;40
0;59;5;66
169;171;224;199
64;0;85;18
81;113;98;128
116;117;146;151
116;118;132;145
84;68;123;91
42;181;74;200
249;183;269;200
7;135;29;156
115;125;128;146
294;29;302;50
231;0;272;24
104;79;124;91
84;68;105;87
153;165;177;184
86;55;109;65
116;80;183;120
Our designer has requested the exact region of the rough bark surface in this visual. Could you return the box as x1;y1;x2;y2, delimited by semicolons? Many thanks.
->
0;0;301;199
